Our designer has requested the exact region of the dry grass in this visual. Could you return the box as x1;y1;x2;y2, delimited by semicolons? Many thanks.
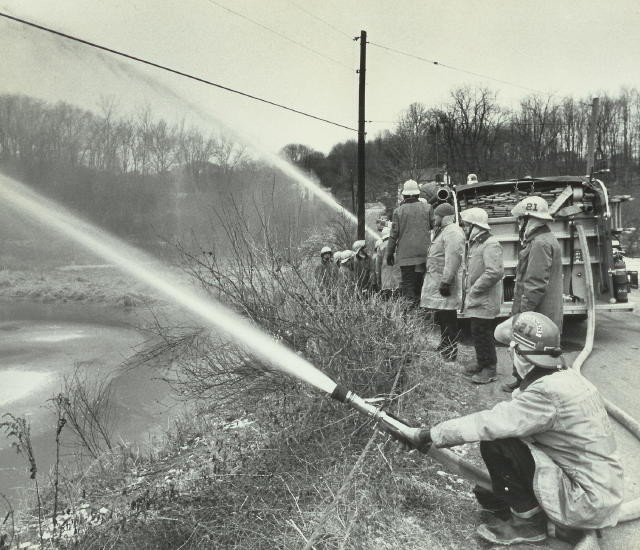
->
6;213;490;549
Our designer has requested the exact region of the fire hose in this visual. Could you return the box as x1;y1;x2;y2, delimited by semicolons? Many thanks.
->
331;222;640;549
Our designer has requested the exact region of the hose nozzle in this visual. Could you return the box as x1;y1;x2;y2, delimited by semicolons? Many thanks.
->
330;385;431;452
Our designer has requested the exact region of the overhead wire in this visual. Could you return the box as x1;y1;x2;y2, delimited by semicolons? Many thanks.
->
0;11;358;132
205;0;353;70
284;0;353;40
368;40;550;96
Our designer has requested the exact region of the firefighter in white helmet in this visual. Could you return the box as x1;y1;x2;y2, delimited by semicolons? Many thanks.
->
352;240;375;293
460;207;504;384
499;195;563;392
402;312;623;546
387;180;435;307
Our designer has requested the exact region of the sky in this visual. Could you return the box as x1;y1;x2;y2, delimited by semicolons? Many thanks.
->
1;0;640;155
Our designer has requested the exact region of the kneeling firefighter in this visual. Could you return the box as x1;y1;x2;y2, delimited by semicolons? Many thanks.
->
399;312;624;546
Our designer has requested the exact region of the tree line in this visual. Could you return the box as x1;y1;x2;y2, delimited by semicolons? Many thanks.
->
1;88;639;257
0;94;331;260
281;87;640;226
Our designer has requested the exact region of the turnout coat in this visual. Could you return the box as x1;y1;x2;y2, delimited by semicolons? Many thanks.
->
512;225;563;330
430;368;624;529
420;219;465;310
462;231;504;319
387;199;434;266
376;240;401;290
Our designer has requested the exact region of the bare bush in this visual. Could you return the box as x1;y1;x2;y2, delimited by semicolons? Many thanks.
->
58;367;116;459
101;201;441;549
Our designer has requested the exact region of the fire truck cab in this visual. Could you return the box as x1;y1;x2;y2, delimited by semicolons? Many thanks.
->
449;176;636;318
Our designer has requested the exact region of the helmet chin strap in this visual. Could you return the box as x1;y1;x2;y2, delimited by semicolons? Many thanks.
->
518;216;529;245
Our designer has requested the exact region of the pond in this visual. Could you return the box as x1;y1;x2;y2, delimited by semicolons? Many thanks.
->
0;300;177;501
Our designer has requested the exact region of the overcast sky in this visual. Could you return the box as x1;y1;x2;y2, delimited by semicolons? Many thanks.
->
1;0;640;155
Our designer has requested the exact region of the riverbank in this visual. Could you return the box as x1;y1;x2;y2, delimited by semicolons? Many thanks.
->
4;261;638;549
0;265;163;308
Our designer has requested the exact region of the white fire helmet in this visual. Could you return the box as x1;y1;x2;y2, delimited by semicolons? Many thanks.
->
460;207;490;230
511;312;563;369
352;240;366;254
340;250;356;264
320;246;332;256
511;196;553;221
401;179;420;196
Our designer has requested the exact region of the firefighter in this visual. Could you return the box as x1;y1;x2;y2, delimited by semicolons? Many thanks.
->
402;312;624;546
460;207;504;384
500;195;563;392
420;202;465;362
353;240;375;293
314;246;335;292
338;250;356;283
386;179;434;308
376;214;390;233
376;225;401;299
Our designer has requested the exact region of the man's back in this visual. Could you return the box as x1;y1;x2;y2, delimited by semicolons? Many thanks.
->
388;200;434;266
512;226;563;330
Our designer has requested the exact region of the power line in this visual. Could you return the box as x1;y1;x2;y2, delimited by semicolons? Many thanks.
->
285;0;353;40
368;41;548;95
0;11;357;132
205;0;353;70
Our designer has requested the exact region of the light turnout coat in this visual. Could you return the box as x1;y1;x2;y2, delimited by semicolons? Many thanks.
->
376;239;401;290
462;231;504;318
431;368;624;529
420;218;465;310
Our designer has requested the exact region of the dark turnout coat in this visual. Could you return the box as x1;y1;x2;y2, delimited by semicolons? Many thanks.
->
511;225;563;331
387;199;434;266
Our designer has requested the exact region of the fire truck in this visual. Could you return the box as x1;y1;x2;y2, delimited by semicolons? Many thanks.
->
426;175;637;317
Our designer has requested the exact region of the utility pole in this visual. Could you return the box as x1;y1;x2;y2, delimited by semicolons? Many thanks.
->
586;97;600;176
356;30;366;240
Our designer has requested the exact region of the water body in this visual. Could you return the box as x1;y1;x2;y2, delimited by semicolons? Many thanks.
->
0;300;176;500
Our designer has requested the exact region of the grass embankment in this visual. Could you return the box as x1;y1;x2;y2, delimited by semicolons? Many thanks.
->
13;327;491;550
1;251;510;549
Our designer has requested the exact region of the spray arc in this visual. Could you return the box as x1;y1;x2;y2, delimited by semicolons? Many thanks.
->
6;172;640;549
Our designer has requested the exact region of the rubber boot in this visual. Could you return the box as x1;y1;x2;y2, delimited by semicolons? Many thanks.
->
472;485;510;521
476;507;547;545
471;367;497;385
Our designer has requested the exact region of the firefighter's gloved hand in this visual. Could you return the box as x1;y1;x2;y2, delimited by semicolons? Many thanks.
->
386;255;395;267
439;282;451;297
390;428;432;454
